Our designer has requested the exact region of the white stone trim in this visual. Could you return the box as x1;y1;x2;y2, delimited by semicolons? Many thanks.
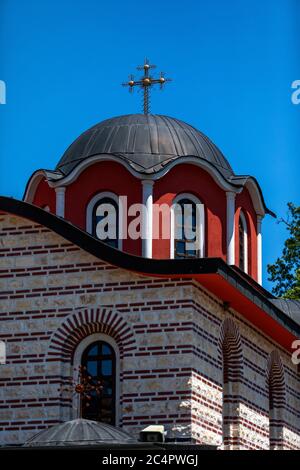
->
23;170;47;203
72;333;121;425
0;340;6;364
47;154;240;193
226;192;236;265
170;193;205;259
244;179;266;218
239;211;248;274
86;191;123;250
257;215;263;285
142;180;154;258
24;159;268;221
55;186;66;217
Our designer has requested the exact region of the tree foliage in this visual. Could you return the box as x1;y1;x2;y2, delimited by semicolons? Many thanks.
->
267;203;300;299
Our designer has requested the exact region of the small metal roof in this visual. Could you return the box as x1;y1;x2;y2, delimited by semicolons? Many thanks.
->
55;114;234;177
270;299;300;326
23;419;137;447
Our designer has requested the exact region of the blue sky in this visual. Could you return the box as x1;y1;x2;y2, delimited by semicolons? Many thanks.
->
0;0;299;290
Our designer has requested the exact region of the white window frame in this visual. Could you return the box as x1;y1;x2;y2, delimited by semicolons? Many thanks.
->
86;191;123;250
239;211;248;274
72;333;121;425
170;193;205;259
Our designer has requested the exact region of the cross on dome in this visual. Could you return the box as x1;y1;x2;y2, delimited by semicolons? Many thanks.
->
122;58;172;114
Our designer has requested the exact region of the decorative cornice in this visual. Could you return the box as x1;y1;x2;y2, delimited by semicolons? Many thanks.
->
23;155;275;218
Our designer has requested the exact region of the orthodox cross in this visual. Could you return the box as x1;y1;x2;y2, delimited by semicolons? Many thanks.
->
59;365;103;413
122;58;171;114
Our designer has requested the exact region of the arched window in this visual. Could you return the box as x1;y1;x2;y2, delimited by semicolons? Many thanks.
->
171;194;204;259
80;340;116;425
238;211;248;273
86;192;121;249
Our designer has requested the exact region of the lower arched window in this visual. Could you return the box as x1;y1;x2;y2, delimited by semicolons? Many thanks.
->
171;194;204;259
80;340;116;425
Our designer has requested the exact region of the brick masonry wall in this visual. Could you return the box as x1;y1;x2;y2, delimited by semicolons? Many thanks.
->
0;213;299;449
190;283;300;449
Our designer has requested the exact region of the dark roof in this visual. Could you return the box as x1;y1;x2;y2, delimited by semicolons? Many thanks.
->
55;114;234;177
270;299;300;325
0;196;298;341
24;419;137;447
24;114;274;217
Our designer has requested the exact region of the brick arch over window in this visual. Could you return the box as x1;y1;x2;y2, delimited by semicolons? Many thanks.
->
48;308;136;362
218;317;244;450
218;317;244;382
266;350;286;450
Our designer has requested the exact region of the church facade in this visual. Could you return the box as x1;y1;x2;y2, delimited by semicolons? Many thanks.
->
0;113;299;449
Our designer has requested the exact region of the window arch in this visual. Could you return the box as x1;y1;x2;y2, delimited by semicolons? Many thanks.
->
219;318;244;450
170;193;205;259
266;351;286;450
238;211;248;273
72;333;120;425
86;192;122;249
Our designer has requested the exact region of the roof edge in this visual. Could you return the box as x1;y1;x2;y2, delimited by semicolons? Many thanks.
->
0;196;298;340
23;156;274;219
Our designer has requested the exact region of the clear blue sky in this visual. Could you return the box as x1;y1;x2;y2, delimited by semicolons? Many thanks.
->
0;0;299;290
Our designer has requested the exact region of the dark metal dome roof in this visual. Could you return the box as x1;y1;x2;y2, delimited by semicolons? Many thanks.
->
56;114;234;176
23;419;137;447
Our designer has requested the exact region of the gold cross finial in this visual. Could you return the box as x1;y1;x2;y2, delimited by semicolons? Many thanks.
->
122;58;172;115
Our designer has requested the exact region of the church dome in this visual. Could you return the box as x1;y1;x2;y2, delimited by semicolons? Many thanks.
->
56;114;234;177
23;419;137;447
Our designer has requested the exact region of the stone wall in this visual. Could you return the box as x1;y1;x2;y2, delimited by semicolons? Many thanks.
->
0;213;299;449
190;282;300;449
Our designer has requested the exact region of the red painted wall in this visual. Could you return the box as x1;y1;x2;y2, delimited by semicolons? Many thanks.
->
32;178;56;213
235;188;258;280
152;164;227;260
65;161;142;256
31;160;258;281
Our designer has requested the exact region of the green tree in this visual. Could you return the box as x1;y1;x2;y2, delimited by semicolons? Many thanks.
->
267;202;300;299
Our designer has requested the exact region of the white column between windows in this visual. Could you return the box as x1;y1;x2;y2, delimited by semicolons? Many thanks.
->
226;191;236;265
257;215;263;285
142;180;154;258
55;186;66;217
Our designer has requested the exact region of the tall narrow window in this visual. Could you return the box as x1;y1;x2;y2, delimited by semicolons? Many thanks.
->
81;341;116;425
238;211;248;273
86;192;121;249
92;197;119;248
171;194;204;259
